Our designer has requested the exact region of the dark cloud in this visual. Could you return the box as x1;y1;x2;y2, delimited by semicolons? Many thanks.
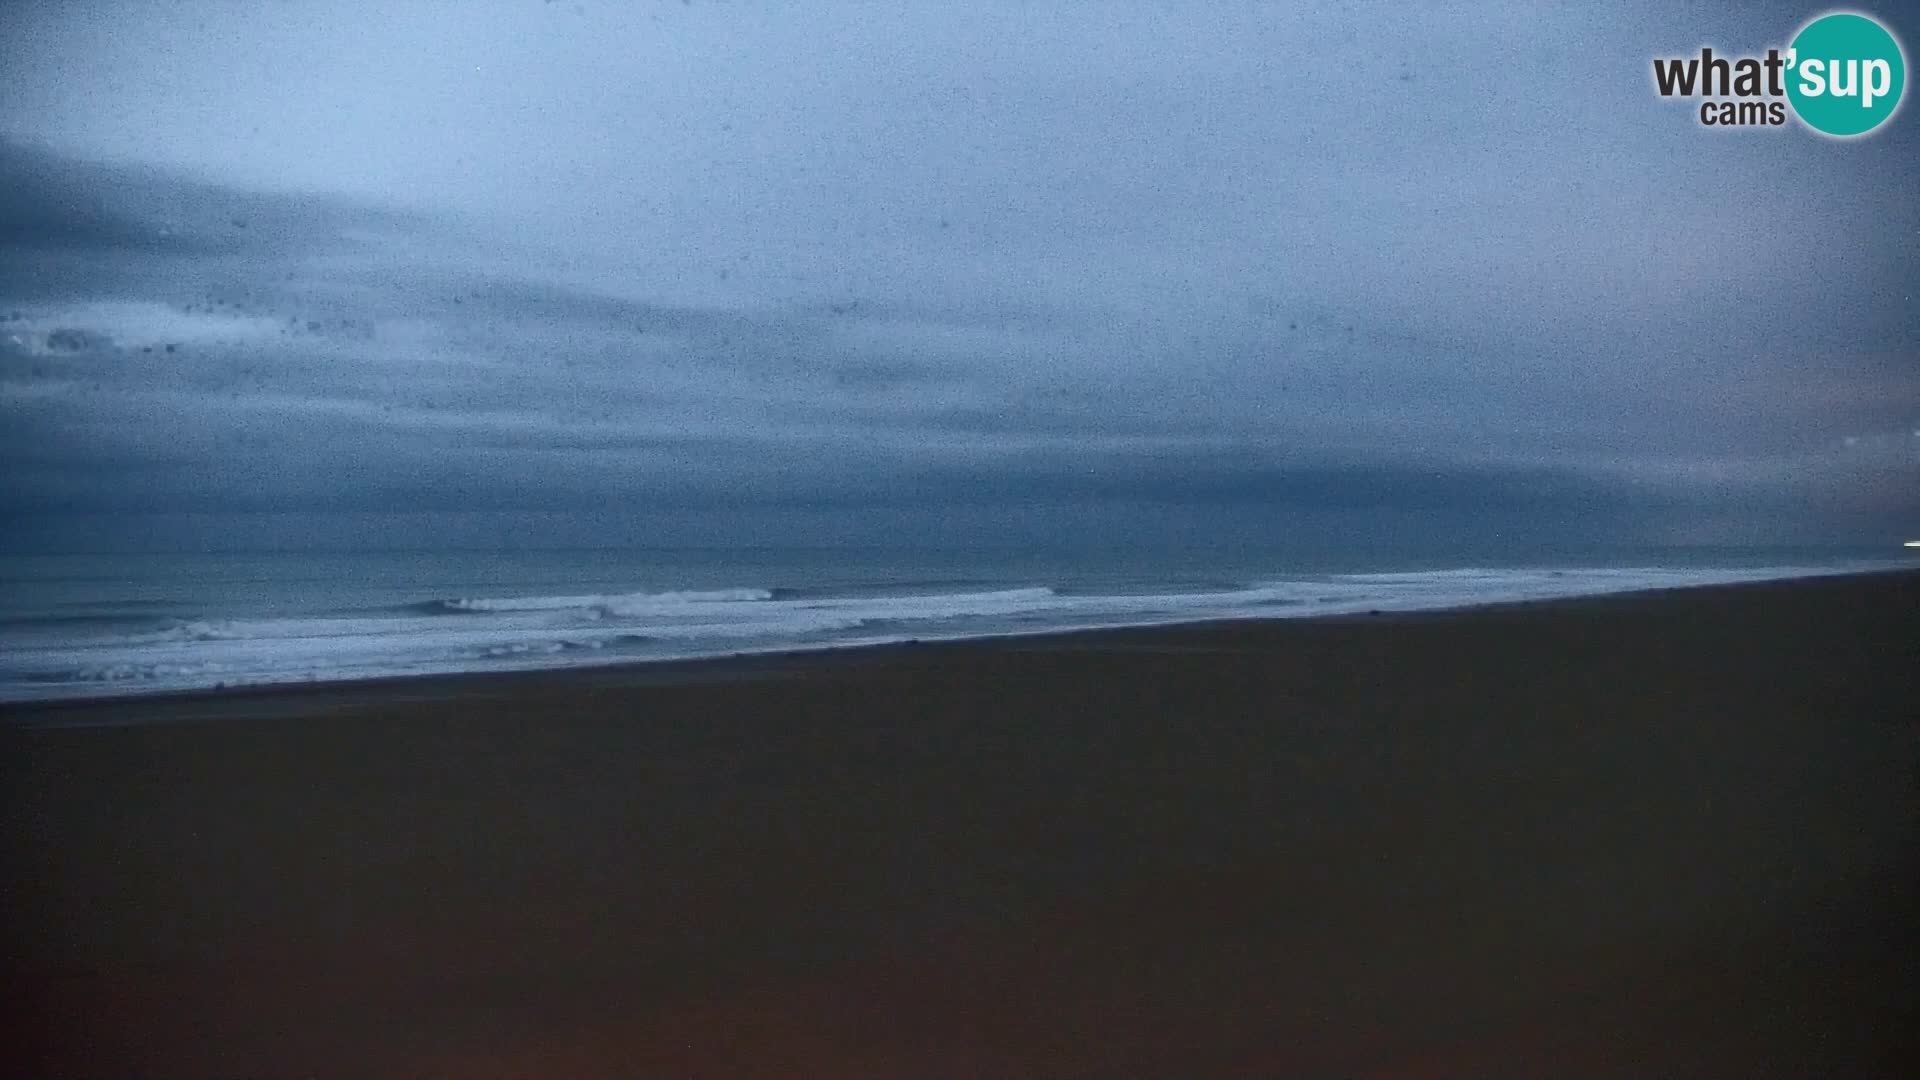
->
0;3;1916;551
0;140;411;260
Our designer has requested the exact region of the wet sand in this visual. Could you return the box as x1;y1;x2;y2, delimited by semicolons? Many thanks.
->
4;570;1918;1076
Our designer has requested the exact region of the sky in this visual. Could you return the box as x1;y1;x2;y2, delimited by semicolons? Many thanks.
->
1;0;1915;553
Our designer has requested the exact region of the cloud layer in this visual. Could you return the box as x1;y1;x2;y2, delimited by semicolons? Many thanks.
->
1;2;1915;551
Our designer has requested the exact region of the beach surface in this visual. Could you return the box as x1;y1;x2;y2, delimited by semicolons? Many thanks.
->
5;570;1918;1076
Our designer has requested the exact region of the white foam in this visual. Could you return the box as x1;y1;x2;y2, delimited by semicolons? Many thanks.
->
437;587;774;615
0;564;1887;702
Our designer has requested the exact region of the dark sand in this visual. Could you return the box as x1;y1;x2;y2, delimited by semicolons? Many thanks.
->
5;571;1918;1077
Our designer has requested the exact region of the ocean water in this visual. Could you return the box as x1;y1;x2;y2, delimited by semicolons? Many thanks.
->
0;546;1903;702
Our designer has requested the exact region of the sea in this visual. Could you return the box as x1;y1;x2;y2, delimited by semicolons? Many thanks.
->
0;545;1905;702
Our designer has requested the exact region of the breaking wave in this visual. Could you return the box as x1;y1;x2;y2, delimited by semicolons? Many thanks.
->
418;587;776;616
0;565;1885;702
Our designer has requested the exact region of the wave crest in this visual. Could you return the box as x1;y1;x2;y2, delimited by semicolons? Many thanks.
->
422;587;774;616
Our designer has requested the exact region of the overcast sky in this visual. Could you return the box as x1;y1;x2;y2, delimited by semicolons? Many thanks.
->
1;0;1915;551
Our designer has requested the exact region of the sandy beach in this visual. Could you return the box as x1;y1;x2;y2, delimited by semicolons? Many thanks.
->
4;570;1917;1077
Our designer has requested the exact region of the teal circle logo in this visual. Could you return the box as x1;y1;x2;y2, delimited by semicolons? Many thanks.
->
1787;13;1906;136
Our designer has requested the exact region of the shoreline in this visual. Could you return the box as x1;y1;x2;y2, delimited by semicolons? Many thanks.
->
6;563;1914;723
5;567;1917;1075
